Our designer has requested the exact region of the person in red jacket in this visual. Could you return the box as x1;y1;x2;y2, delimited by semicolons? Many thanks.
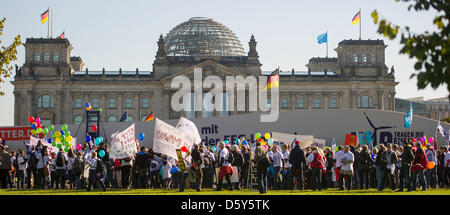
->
307;146;325;191
411;143;428;191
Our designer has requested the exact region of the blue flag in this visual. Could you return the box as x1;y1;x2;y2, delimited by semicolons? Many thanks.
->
119;111;128;122
317;32;327;44
358;131;373;146
404;102;413;128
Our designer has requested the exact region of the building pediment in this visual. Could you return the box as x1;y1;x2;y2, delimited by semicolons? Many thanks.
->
160;60;246;81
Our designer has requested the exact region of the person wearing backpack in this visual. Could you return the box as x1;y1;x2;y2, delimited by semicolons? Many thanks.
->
16;150;26;189
231;145;244;190
191;144;203;191
54;148;67;189
25;145;38;189
0;145;12;189
86;151;106;191
306;146;325;191
66;150;75;189
72;151;84;189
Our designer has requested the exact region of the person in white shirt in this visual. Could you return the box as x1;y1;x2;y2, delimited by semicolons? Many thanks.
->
445;147;450;185
333;145;345;189
340;145;355;190
121;153;134;189
54;149;68;189
161;155;172;189
67;150;75;189
36;147;49;189
217;141;233;191
272;145;284;190
86;151;106;192
281;144;292;190
16;150;26;189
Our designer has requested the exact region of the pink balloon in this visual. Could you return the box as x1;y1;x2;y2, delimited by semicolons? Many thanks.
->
76;144;82;151
428;137;434;144
35;117;41;124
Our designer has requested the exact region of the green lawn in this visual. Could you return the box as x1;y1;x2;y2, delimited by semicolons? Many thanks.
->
1;188;449;195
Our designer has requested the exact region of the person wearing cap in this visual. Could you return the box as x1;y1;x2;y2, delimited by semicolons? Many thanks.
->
425;143;437;189
289;140;306;191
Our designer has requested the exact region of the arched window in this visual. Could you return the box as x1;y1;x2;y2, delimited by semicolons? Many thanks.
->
108;116;117;122
74;116;83;124
357;95;374;108
126;116;134;122
37;95;54;108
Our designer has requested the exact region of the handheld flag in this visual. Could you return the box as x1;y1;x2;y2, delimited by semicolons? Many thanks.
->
57;31;65;39
41;9;49;24
317;32;327;44
358;131;373;146
261;74;279;91
344;133;357;146
404;102;413;128
352;10;361;25
437;121;450;144
119;111;128;122
331;137;336;152
144;112;154;122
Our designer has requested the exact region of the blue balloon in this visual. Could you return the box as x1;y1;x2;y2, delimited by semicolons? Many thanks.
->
224;140;229;144
85;102;90;108
99;150;105;158
60;130;65;136
86;135;91;143
211;147;216;152
267;138;274;145
138;133;145;142
47;138;52;144
170;166;179;174
31;124;37;130
242;140;248;145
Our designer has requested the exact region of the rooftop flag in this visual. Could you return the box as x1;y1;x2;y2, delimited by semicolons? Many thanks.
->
261;74;279;91
404;102;413;128
41;9;49;24
144;112;154;122
57;31;65;39
317;32;327;44
352;10;361;25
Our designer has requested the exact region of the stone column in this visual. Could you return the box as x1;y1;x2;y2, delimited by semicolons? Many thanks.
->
390;92;396;111
55;90;63;124
136;92;141;121
27;90;34;119
290;92;296;110
377;91;385;111
153;88;163;119
323;91;329;109
163;89;171;119
349;90;357;109
14;91;20;126
100;92;106;122
306;92;312;110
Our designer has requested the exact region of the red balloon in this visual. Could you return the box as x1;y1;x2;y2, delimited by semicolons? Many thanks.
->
180;146;188;152
28;116;34;123
92;125;98;132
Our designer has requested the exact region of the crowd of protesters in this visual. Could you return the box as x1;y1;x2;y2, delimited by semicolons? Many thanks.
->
0;137;449;193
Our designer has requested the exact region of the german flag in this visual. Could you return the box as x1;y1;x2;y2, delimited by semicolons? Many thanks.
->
352;10;360;25
41;9;49;24
261;74;279;91
57;31;65;39
144;112;154;122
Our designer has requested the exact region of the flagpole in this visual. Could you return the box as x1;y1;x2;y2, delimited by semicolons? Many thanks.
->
50;8;53;38
326;31;328;58
359;8;362;40
47;7;50;38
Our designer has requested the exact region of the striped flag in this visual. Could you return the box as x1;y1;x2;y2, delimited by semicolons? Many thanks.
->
352;10;361;25
41;9;49;24
144;112;154;122
437;121;450;144
261;74;279;91
57;31;65;39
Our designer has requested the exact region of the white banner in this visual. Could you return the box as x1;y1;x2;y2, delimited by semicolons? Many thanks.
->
176;117;202;144
29;136;76;154
153;118;196;160
271;132;313;149
110;123;137;159
312;138;326;149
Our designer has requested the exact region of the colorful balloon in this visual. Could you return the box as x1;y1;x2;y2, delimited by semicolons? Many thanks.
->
86;135;91;143
65;136;73;143
76;144;82;151
48;124;54;131
85;102;90;108
31;123;37;130
180;146;188;152
64;147;69;152
92;125;98;132
99;150;105;158
138;133;145;141
267;138;274;145
61;124;68;131
28;116;35;123
36;128;42;134
55;137;61;143
42;128;49;135
52;142;56;147
255;132;261;140
264;133;271;140
241;140;248;145
47;138;52;144
97;108;103;112
428;137;434;144
86;105;92;111
35;117;41;124
211;147;216;152
427;161;435;169
57;144;62;149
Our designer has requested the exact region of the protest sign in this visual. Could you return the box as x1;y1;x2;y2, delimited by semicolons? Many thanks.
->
357;131;373;146
312;138;326;149
176;149;187;172
345;133;358;146
153;118;195;160
110;123;137;159
271;132;313;149
230;166;239;183
176;117;202;144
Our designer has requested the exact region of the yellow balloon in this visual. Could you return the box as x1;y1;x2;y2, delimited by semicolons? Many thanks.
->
65;136;72;142
264;133;270;140
55;131;61;137
86;105;92;111
55;137;61;143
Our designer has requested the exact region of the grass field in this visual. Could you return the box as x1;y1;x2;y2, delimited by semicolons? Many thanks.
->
1;188;450;195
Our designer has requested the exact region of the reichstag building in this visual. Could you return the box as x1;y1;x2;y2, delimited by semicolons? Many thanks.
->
12;17;397;126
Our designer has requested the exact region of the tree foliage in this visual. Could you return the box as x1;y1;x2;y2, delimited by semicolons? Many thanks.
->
0;17;21;96
371;0;449;99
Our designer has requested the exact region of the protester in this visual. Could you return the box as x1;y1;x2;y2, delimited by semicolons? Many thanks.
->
54;148;67;189
217;141;233;191
445;146;450;188
254;141;270;194
398;140;414;192
121;154;134;189
334;145;345;190
411;143;428;191
86;151;106;192
340;145;354;190
380;143;397;191
306;146;324;191
357;145;371;190
231;145;243;190
271;145;284;190
135;146;150;188
16;149;26;189
72;151;84;189
375;144;386;191
425;143;437;189
289;141;306;191
241;145;251;189
161;155;172;189
0;145;11;188
191;144;203;191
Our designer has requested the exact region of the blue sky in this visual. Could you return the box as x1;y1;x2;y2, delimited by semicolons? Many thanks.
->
0;0;447;126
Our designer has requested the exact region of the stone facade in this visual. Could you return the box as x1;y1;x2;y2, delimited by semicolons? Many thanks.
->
12;35;397;126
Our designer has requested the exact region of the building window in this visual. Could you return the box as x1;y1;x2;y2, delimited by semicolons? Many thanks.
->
220;92;229;117
371;54;376;63
142;98;149;108
108;116;117;122
53;52;59;62
314;98;321;108
126;116;133;122
74;116;83;124
109;98;116;108
357;95;374;108
92;98;99;108
352;54;358;63
297;98;304;109
329;98;337;108
34;52;40;62
37;95;54;108
202;92;214;118
44;52;50;62
281;98;289;109
185;92;195;119
125;98;133;108
266;98;272;109
362;54;367;63
74;98;82;108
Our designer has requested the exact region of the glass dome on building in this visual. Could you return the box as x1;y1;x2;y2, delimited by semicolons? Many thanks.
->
164;17;245;56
